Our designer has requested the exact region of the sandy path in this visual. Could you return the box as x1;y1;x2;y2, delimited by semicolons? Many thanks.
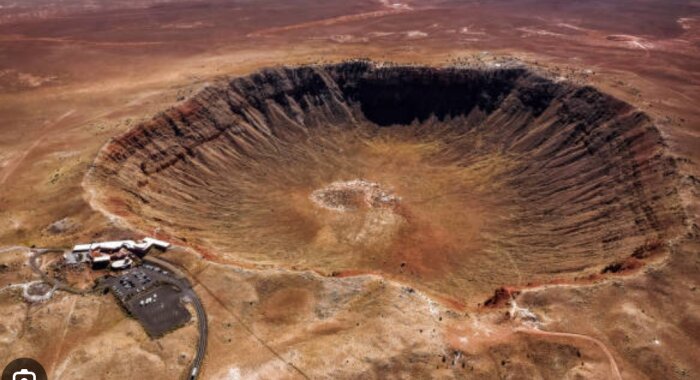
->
47;296;79;376
0;246;29;254
248;7;414;37
515;327;622;380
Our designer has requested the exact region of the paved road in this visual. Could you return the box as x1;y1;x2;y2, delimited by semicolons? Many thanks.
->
144;256;208;380
183;287;207;380
26;248;208;380
28;248;91;295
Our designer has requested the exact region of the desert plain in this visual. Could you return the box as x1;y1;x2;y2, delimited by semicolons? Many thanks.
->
1;1;699;379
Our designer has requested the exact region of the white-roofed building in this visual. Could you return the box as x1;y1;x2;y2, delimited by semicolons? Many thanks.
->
111;258;133;270
70;237;171;270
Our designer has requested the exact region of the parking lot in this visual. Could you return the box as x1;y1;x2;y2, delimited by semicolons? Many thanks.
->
102;263;192;338
126;284;191;337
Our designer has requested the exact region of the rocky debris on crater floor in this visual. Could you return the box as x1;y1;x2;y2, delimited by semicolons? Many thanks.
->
310;179;400;212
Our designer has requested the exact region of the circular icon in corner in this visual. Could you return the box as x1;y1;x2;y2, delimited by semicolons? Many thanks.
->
2;358;47;380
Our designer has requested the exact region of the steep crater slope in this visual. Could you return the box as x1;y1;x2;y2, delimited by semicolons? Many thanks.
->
88;62;685;303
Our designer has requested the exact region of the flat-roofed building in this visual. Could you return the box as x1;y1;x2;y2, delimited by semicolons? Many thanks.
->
111;258;133;271
72;237;171;256
90;250;111;269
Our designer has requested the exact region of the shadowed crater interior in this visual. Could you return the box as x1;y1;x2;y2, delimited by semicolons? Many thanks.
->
89;61;685;302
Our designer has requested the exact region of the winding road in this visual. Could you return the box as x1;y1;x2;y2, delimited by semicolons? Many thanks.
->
145;256;208;380
184;287;207;380
23;247;208;380
515;327;622;380
28;248;91;295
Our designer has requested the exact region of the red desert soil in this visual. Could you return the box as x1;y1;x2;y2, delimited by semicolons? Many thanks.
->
0;1;699;379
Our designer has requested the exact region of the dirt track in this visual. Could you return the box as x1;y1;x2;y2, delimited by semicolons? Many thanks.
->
516;327;622;380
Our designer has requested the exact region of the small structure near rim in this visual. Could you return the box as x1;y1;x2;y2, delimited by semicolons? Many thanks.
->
67;237;170;270
72;237;170;255
111;257;133;270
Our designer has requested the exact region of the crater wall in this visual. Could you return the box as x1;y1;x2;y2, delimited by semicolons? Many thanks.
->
89;62;685;302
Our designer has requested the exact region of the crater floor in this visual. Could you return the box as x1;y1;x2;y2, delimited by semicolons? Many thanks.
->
88;62;685;303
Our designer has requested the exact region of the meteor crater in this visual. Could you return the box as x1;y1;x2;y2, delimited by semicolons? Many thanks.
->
89;61;684;302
